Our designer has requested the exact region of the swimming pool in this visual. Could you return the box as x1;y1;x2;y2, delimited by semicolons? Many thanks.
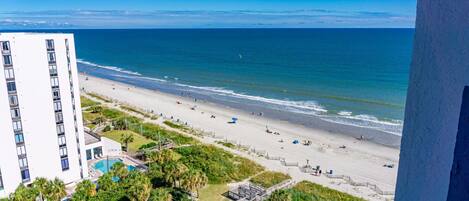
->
93;158;136;174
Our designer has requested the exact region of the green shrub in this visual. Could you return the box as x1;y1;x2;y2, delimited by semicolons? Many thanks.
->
250;171;291;189
81;96;100;107
266;181;365;201
215;141;236;149
139;142;158;150
89;93;112;103
121;105;151;118
103;125;112;132
175;145;264;184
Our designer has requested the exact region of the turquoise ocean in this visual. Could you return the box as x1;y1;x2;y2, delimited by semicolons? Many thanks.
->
49;29;412;146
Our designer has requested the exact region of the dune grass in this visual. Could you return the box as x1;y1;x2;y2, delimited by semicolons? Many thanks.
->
267;181;365;201
80;96;101;108
88;92;112;103
176;145;264;184
250;171;291;189
215;141;236;149
198;184;230;201
120;105;154;118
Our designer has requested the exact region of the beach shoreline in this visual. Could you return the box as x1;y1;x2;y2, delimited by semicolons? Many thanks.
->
79;73;400;200
77;60;404;148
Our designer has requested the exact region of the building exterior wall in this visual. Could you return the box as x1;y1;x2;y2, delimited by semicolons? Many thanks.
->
0;33;88;197
395;1;469;201
85;137;122;161
101;137;122;156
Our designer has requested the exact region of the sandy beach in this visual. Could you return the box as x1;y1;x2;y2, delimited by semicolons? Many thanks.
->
79;74;399;200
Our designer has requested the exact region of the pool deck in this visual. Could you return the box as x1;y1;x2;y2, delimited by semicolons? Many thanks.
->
87;154;147;181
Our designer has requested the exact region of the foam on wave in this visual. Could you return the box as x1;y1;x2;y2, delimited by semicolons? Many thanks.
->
77;59;142;76
79;59;403;135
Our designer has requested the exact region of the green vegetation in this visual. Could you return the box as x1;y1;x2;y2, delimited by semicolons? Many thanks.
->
72;164;152;201
215;140;236;149
6;178;66;201
137;122;196;145
266;181;365;201
250;171;291;189
163;120;187;130
77;96;264;200
121;105;154;118
176;145;264;184
81;96;100;108
103;130;155;153
88;92;112;103
198;184;229;201
88;104;196;146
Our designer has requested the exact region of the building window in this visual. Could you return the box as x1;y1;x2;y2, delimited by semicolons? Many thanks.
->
93;147;103;158
1;41;10;51
53;101;62;111
46;39;54;50
2;55;12;66
10;108;20;119
6;81;16;92
0;169;3;190
4;68;14;79
58;135;66;146
50;77;59;87
49;65;57;75
15;133;24;144
56;124;65;134
86;149;92;160
59;147;68;158
9;95;18;106
61;158;69;170
52;88;60;99
18;158;28;168
12;120;22;132
21;169;30;181
55;112;63;123
17;145;26;156
47;52;56;63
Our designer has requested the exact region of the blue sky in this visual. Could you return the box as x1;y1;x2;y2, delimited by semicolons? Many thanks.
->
0;0;417;29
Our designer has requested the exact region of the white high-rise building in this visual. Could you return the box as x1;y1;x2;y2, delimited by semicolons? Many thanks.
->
0;33;88;197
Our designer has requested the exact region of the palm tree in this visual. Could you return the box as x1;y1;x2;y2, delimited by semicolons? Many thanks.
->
181;170;208;198
10;184;38;201
97;173;117;191
124;171;152;201
72;180;96;200
148;188;172;201
110;162;129;179
162;161;188;188
145;150;157;163
151;149;178;165
32;177;49;200
147;163;164;180
120;132;134;152
113;118;129;130
45;178;66;201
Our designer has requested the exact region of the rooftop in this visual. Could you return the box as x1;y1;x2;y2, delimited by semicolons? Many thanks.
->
84;130;101;145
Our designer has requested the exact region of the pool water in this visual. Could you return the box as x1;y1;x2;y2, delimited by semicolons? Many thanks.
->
93;158;136;174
